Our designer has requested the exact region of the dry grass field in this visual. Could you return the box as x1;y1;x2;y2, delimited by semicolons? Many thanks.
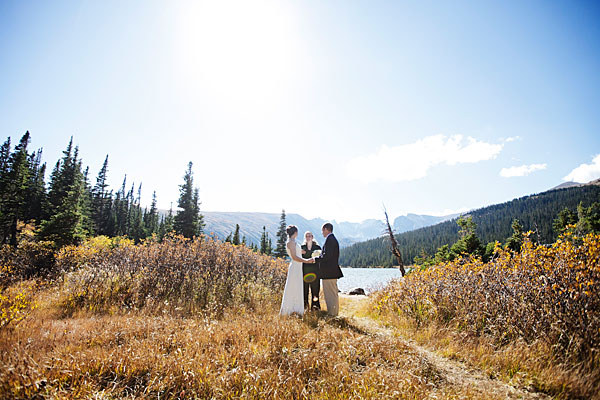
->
1;233;598;398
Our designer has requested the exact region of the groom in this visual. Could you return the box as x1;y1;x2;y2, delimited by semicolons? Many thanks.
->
312;222;343;316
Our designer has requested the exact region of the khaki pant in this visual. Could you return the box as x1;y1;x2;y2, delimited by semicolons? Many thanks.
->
322;279;339;316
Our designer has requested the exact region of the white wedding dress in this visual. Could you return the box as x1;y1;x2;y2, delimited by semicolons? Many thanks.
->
279;242;304;316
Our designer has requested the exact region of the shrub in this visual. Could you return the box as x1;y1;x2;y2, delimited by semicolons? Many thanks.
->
0;280;38;330
373;233;600;367
58;234;288;317
0;240;55;285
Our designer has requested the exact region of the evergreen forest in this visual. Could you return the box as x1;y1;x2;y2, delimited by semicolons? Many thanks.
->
0;132;205;248
340;184;600;267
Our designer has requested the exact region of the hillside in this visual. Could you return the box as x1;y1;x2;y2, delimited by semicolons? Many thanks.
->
340;183;600;266
160;211;453;248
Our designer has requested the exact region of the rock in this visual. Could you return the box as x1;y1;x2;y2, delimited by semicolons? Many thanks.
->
348;288;366;296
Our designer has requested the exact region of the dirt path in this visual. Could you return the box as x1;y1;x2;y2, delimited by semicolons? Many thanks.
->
338;294;550;400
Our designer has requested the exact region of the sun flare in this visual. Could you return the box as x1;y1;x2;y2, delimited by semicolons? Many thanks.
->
174;0;304;111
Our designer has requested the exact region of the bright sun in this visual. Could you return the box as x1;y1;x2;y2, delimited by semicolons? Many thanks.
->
174;0;304;111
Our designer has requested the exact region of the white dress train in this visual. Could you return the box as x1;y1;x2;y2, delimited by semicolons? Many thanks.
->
279;242;305;316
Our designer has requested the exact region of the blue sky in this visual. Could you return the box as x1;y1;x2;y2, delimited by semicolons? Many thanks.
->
1;0;599;222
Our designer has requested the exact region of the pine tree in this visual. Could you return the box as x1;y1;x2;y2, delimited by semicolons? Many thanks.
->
553;207;577;235
24;148;46;223
114;176;129;236
158;203;174;240
274;209;287;258
2;132;32;245
225;233;232;243
174;162;204;238
79;166;94;236
129;183;146;242
143;191;159;235
38;138;87;247
449;216;483;259
577;201;600;234
91;155;111;235
0;138;12;242
232;224;240;245
260;226;269;254
0;138;11;183
505;219;524;252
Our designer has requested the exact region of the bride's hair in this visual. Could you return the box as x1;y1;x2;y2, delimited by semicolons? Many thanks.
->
302;231;319;246
286;225;298;238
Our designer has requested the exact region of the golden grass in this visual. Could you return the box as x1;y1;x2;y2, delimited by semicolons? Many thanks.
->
0;291;492;399
0;236;495;399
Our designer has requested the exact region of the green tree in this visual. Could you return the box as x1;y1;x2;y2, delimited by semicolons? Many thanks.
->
113;176;129;236
24;148;46;223
174;162;204;238
505;219;523;252
143;191;159;235
577;201;600;234
232;224;240;245
260;226;270;254
0;133;32;245
79;166;94;236
158;204;174;240
38;138;88;247
553;207;577;235
91;155;112;236
273;209;287;258
129;183;146;242
449;216;483;259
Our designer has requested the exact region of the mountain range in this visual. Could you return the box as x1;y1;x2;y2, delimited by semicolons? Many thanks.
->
156;210;455;248
197;212;455;248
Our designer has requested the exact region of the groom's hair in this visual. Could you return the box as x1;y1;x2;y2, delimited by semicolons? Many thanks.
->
286;225;298;237
322;222;333;232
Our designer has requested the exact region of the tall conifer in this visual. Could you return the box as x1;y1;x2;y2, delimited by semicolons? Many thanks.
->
274;209;287;258
38;138;87;246
2;132;31;245
232;224;240;245
174;162;203;238
260;226;269;254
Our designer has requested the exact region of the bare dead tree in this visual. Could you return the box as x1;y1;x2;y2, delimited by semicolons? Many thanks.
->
383;205;405;276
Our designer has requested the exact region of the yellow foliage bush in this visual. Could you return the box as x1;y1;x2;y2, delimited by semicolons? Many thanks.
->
58;235;288;317
373;233;600;368
0;281;38;330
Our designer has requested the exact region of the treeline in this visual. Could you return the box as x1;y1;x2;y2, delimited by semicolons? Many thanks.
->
340;184;600;267
0;131;204;247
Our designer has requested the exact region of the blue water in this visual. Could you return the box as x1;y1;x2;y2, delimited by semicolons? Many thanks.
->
337;268;403;294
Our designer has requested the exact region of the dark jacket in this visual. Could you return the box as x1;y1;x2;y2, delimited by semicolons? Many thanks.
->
301;242;321;275
315;233;343;279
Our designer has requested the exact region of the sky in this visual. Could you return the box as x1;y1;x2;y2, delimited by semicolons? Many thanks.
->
1;0;599;222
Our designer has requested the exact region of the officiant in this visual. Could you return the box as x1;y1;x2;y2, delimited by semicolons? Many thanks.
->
301;231;322;310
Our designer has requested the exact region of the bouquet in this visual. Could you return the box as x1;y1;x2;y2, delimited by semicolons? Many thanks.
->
311;249;321;258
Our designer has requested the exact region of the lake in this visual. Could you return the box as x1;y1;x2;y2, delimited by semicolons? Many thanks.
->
337;268;403;294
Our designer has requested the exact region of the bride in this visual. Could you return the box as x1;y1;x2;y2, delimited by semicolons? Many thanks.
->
280;225;315;316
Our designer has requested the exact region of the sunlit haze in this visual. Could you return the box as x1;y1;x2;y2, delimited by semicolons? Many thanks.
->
1;0;599;222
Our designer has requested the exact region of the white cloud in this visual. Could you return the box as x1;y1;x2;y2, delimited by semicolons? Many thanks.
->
505;136;521;142
499;163;547;178
563;154;600;183
346;135;503;183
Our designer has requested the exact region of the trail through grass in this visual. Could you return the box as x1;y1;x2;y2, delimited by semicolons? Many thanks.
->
338;294;551;400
